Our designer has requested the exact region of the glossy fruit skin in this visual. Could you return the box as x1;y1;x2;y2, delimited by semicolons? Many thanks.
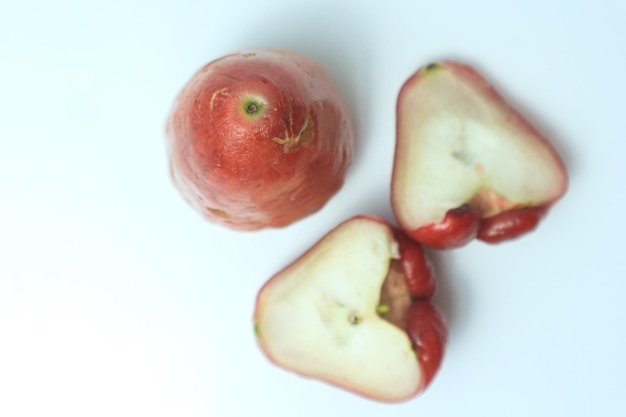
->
406;300;447;391
390;222;446;392
410;204;481;250
409;204;549;249
166;49;354;230
392;226;436;299
392;61;568;249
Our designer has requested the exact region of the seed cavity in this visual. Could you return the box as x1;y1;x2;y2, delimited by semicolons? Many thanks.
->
348;313;362;325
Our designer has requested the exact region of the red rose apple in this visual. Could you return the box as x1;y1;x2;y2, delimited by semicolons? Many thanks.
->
253;216;447;402
166;49;354;230
391;61;568;249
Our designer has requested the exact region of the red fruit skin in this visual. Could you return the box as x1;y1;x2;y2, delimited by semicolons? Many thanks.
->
406;300;448;392
392;61;569;249
166;49;354;230
409;204;481;250
392;227;437;299
392;224;446;392
414;203;548;246
478;205;548;243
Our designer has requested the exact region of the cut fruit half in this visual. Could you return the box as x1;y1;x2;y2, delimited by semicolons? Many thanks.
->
254;216;446;402
392;61;568;249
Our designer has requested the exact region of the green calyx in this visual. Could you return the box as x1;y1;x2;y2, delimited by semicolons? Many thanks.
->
242;97;265;118
424;62;442;72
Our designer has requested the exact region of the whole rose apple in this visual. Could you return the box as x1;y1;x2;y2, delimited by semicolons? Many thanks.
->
166;49;354;230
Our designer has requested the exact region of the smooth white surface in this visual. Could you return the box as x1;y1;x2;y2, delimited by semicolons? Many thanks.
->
1;1;624;416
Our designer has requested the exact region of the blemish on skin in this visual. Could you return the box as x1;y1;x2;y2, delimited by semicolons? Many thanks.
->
242;52;256;58
209;87;229;114
425;62;441;71
271;114;314;154
208;207;229;218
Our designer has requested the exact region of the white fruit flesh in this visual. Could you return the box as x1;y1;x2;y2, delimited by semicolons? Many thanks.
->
255;218;423;402
393;64;567;229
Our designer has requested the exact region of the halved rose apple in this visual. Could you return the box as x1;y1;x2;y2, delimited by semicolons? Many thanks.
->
392;61;568;249
253;216;447;402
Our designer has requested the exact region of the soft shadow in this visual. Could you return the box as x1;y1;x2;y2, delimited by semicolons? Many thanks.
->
423;247;467;339
352;186;396;225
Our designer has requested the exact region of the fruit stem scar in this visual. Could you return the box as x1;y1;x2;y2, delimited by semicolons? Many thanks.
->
246;102;259;114
242;97;265;117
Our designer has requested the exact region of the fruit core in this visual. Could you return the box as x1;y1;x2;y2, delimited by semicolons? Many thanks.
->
377;260;412;329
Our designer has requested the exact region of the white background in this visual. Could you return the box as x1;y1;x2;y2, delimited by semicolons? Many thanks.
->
1;1;625;416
